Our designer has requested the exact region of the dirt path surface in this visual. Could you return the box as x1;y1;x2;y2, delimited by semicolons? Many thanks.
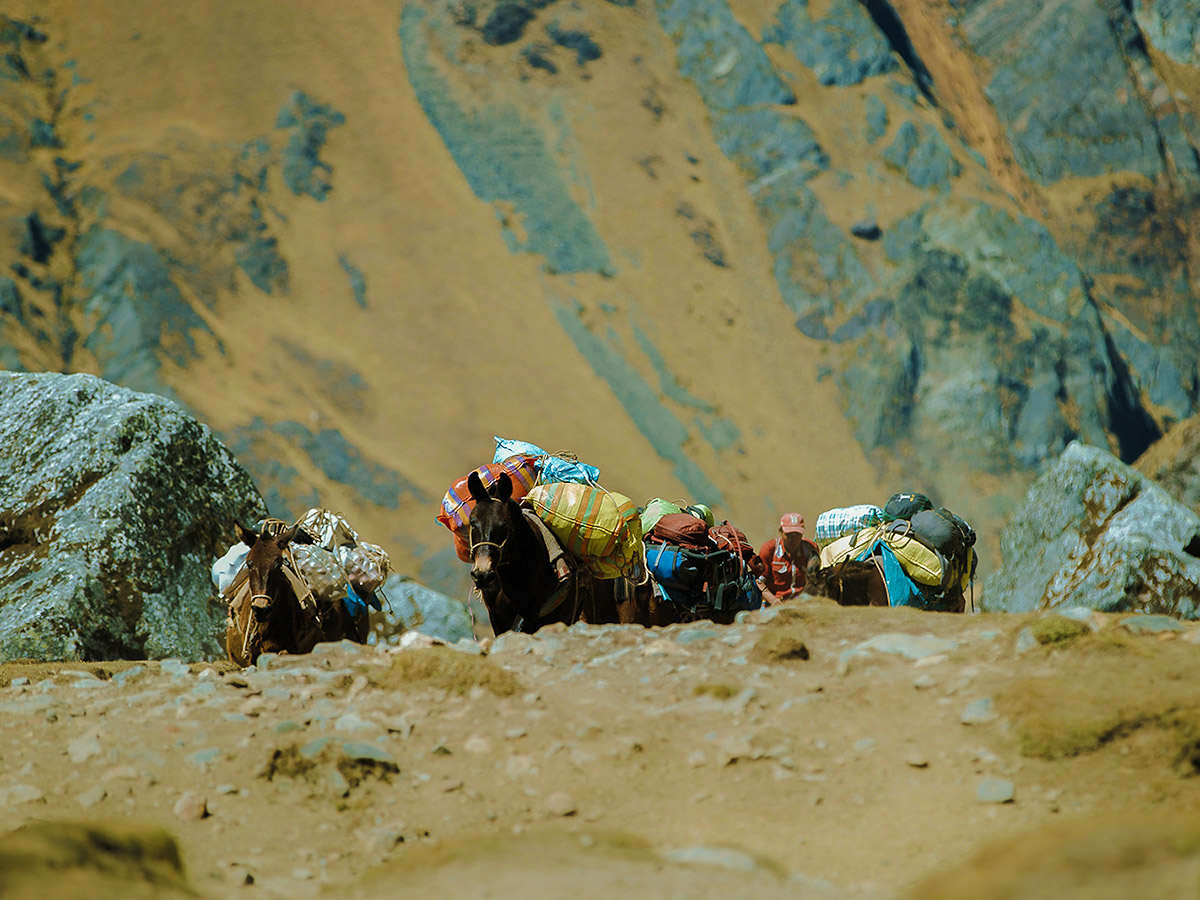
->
3;600;1200;898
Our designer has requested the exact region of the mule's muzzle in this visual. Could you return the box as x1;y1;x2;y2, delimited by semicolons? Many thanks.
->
251;594;271;622
470;566;498;590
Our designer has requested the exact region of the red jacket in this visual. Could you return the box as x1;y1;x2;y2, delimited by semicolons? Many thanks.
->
757;537;818;598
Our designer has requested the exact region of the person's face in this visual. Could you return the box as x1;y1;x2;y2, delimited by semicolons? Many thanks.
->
781;531;805;557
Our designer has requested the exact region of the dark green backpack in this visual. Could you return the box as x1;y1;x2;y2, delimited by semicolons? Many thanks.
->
909;508;977;587
883;492;933;521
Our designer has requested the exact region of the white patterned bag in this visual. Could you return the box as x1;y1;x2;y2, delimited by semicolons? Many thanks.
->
295;508;359;549
291;544;346;605
336;541;390;594
212;542;249;594
814;505;886;548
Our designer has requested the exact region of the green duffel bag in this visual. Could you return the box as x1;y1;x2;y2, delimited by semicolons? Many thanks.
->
640;497;684;536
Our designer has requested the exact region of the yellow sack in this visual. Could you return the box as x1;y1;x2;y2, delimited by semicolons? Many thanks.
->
523;482;643;580
819;526;879;569
879;523;944;586
819;523;946;588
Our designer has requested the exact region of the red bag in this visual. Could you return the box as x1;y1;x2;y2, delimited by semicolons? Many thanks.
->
710;521;766;576
438;455;539;562
649;513;715;551
450;527;472;564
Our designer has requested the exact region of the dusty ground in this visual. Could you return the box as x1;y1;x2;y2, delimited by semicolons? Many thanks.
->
3;600;1200;899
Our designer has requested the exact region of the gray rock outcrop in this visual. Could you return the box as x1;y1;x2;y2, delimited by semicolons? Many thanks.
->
983;442;1200;618
370;574;474;646
0;372;266;661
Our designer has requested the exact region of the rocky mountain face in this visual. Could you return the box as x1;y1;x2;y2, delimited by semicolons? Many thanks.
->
0;0;1196;590
0;372;265;661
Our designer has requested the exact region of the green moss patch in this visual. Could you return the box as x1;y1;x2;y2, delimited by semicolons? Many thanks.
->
907;810;1200;900
694;683;740;700
1030;614;1091;645
999;636;1200;759
370;648;520;697
751;628;810;664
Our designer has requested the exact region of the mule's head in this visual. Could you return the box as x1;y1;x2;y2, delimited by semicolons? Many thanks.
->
801;556;832;598
467;471;514;590
235;522;298;622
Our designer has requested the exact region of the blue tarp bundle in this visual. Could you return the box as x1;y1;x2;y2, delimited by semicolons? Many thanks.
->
493;436;602;485
344;582;383;617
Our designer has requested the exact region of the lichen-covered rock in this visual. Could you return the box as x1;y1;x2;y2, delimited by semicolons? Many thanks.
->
982;442;1200;618
0;371;266;661
1133;0;1200;67
762;0;899;87
953;0;1199;186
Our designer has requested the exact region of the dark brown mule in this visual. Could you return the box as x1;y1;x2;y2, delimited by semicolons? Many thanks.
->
467;471;583;634
226;523;323;666
804;556;968;612
606;576;697;626
803;557;890;608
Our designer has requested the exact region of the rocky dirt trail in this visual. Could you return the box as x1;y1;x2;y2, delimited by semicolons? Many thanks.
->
3;600;1200;899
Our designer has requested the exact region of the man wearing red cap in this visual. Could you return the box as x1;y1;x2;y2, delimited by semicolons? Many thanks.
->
756;513;818;605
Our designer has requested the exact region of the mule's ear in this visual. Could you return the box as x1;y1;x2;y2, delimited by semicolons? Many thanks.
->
496;472;513;503
276;525;299;551
467;471;490;503
235;522;258;547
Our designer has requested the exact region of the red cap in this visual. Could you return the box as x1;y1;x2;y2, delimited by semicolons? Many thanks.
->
779;513;805;534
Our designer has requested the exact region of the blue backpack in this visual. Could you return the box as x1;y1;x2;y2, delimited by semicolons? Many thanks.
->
645;543;761;613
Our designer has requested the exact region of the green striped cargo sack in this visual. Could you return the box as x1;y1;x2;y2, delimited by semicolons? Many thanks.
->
523;482;644;579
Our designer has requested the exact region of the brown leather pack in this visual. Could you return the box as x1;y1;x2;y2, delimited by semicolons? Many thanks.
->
710;521;754;562
648;512;715;551
711;522;767;577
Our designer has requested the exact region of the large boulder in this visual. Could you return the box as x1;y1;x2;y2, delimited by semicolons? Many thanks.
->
0;372;266;662
369;573;474;646
983;441;1200;618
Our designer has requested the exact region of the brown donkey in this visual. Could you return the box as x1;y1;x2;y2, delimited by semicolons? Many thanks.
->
225;523;323;666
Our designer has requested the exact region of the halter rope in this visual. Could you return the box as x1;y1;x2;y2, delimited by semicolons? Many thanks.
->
469;535;508;558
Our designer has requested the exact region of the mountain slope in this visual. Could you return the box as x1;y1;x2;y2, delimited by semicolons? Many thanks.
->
1;0;1196;594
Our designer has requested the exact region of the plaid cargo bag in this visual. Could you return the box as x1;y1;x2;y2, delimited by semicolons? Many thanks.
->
814;505;886;548
523;482;643;579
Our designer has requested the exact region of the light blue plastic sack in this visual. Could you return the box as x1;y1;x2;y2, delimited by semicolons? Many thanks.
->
492;436;601;485
493;437;547;463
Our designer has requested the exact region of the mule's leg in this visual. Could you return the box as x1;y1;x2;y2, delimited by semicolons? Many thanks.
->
225;628;241;667
585;577;622;625
944;586;966;613
225;594;254;666
611;578;641;625
480;583;517;636
647;584;681;627
350;609;370;642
